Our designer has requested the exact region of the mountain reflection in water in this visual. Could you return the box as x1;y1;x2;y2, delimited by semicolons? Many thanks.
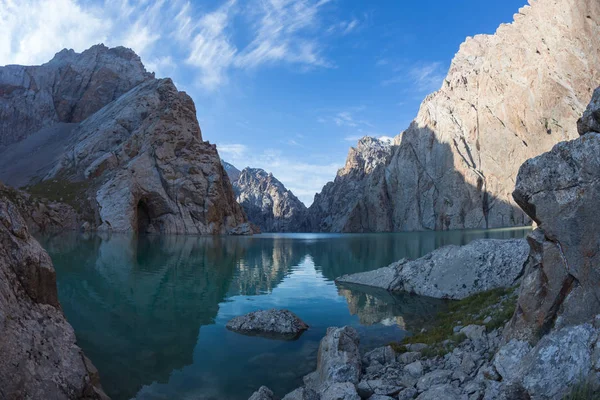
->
38;228;530;400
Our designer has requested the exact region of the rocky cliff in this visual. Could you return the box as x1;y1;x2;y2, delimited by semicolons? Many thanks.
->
309;0;600;232
224;162;308;232
0;44;151;149
0;193;107;399
0;45;251;235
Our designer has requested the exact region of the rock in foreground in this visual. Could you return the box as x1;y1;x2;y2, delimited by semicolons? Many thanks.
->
336;239;529;299
0;194;107;399
226;309;309;340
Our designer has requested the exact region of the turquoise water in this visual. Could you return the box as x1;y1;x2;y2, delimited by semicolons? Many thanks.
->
39;228;530;400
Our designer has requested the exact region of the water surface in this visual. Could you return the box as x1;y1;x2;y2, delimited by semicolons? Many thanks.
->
39;228;530;400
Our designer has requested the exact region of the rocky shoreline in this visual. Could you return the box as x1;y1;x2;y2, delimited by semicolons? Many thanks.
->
248;87;600;399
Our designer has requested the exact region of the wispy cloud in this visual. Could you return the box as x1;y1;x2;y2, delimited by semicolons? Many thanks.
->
327;18;360;35
218;143;340;206
0;0;337;90
382;61;446;94
323;110;372;128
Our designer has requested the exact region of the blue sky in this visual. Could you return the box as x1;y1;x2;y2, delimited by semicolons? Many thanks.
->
1;0;528;205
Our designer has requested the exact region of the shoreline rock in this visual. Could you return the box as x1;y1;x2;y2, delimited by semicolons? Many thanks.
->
0;193;109;399
226;309;309;340
336;239;529;300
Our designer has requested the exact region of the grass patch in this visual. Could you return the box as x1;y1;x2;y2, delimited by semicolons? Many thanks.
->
563;379;600;400
24;179;90;213
390;287;518;357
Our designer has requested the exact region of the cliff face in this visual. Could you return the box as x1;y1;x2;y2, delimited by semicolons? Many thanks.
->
309;137;394;232
0;44;151;148
0;45;250;235
0;194;107;399
224;162;308;232
309;0;600;232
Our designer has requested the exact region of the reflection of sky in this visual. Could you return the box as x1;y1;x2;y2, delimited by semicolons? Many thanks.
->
136;255;361;400
43;228;531;400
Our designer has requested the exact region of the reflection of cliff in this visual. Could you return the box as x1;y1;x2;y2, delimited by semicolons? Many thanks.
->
227;237;306;296
337;285;446;332
39;233;241;400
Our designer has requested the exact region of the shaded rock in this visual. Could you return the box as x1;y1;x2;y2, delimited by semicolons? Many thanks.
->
397;387;418;400
397;352;421;365
416;384;466;400
320;382;360;400
508;97;600;340
249;386;279;400
492;340;531;382
281;388;318;400
224;162;309;232
416;370;453;391
0;193;107;399
363;346;396;367
0;44;151;148
337;239;528;299
404;361;423;378
311;326;362;389
309;0;600;233
226;309;308;340
518;323;598;399
460;325;486;341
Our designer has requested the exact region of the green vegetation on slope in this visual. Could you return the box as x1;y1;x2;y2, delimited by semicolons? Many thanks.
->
391;287;518;357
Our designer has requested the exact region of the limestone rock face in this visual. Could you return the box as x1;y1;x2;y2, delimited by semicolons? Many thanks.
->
0;44;152;148
309;0;600;232
226;309;309;340
0;45;250;235
224;162;308;232
44;78;249;234
507;88;600;341
309;137;394;232
0;193;106;399
337;239;529;299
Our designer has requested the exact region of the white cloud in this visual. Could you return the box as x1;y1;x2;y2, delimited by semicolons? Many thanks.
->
0;0;335;90
217;143;340;206
382;61;446;94
327;18;359;35
328;110;372;128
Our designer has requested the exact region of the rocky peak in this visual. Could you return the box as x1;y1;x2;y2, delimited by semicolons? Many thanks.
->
339;136;393;177
0;43;152;147
223;162;308;232
308;0;600;233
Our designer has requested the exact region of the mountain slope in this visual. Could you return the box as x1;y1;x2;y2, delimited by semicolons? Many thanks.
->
309;0;600;232
0;45;251;235
223;162;308;232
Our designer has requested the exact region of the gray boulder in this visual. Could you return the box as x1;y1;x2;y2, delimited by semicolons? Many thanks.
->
508;88;600;340
311;326;362;389
416;384;466;400
337;239;528;299
226;309;308;340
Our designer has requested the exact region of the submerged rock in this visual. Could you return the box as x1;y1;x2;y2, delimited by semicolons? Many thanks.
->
0;194;108;399
226;309;308;340
337;239;529;299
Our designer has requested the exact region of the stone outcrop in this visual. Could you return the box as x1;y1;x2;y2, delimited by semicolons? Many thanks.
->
224;161;308;232
0;44;151;148
0;45;251;235
0;193;107;399
506;86;600;341
0;182;80;233
309;0;600;232
226;309;309;340
309;137;393;232
336;239;529;299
